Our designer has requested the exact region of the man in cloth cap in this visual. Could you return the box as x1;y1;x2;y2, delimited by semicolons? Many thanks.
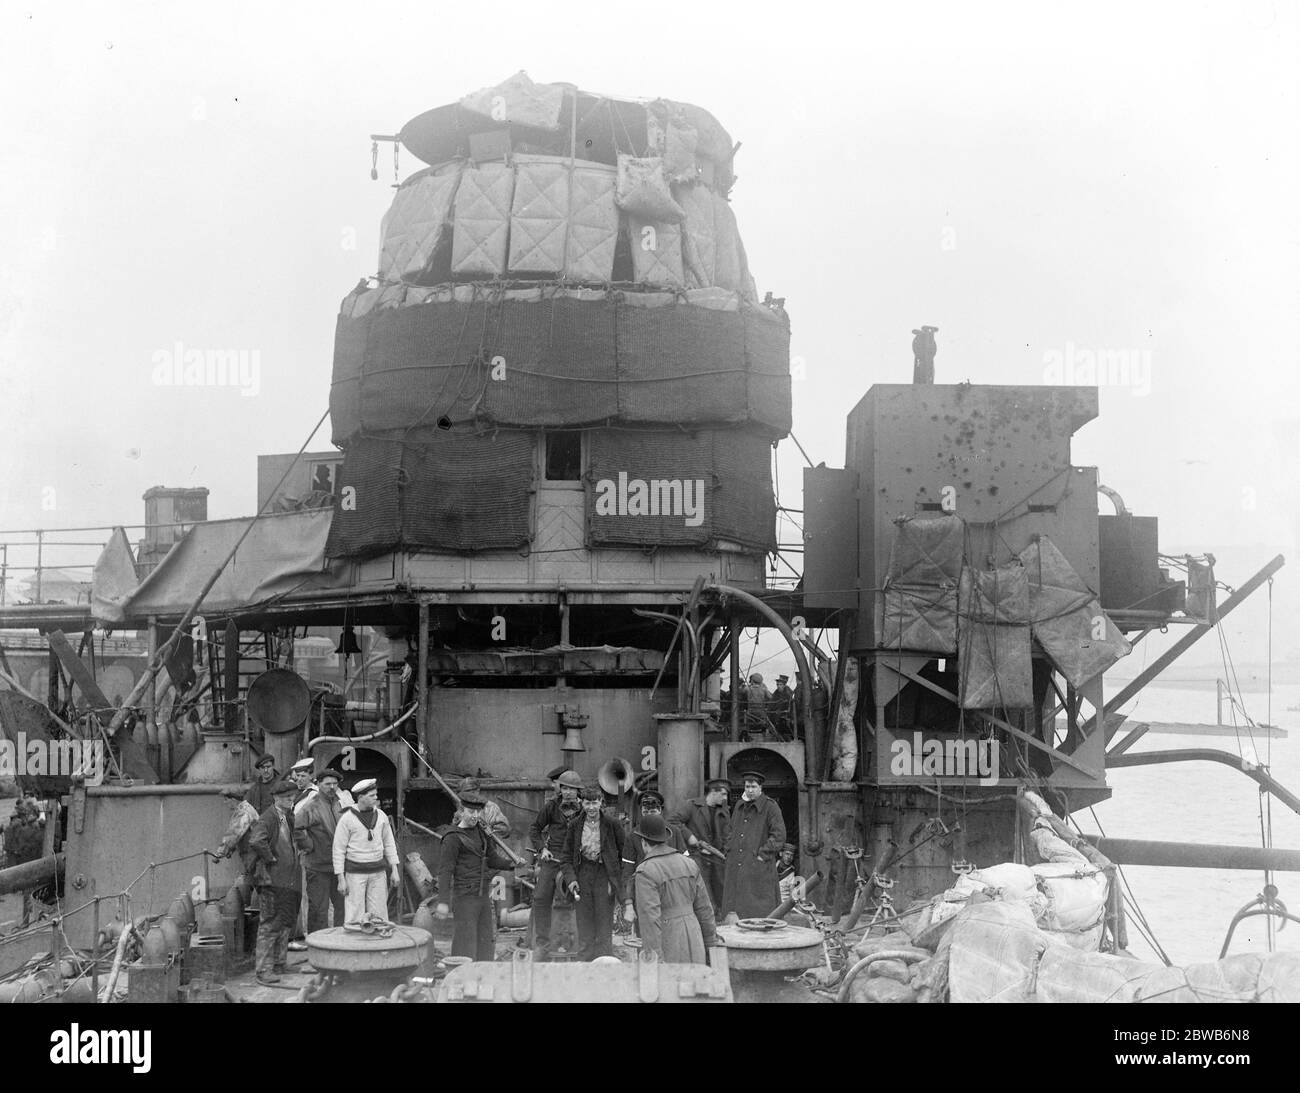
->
560;786;626;959
246;753;279;815
457;777;512;839
772;674;795;737
619;789;689;928
722;771;786;919
293;768;349;932
435;791;513;961
632;815;719;964
526;768;583;959
247;780;302;984
668;778;731;909
332;778;400;923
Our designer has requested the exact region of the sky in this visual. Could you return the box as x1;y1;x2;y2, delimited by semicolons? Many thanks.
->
1;0;1297;673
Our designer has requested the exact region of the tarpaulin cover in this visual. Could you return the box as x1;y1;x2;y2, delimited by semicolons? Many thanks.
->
94;510;340;624
379;165;463;282
451;162;515;276
1018;536;1131;687
324;430;533;558
615;155;684;223
585;428;775;551
876;516;963;652
677;182;716;289
329;290;791;444
91;527;139;622
460;71;564;131
958;565;1033;709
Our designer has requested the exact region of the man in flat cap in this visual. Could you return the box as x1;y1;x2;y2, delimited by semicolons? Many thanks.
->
248;780;302;984
722;771;786;920
457;777;511;840
560;786;626;959
526;768;583;959
668;778;731;909
215;788;260;900
435;792;514;961
772;674;795;738
633;815;718;964
619;789;689;928
332;778;400;923
293;768;348;932
246;753;279;815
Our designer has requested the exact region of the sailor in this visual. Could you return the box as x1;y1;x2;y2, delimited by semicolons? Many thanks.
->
776;842;800;903
560;786;626;959
331;778;400;923
619;789;689;928
721;771;786;920
668;778;731;908
246;753;279;814
435;791;513;962
247;780;302;985
288;757;316;805
743;673;774;737
292;768;348;932
632;815;719;965
457;777;512;839
526;768;583;959
215;788;260;899
911;325;938;384
771;675;795;736
2;797;45;926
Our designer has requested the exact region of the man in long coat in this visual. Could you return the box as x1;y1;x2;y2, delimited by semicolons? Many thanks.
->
633;815;718;964
722;771;786;919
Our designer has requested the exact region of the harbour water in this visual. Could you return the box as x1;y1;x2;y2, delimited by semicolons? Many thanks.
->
1083;679;1300;965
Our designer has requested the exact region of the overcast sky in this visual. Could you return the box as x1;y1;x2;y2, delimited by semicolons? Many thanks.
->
1;1;1297;666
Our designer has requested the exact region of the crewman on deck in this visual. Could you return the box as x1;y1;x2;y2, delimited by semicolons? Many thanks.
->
457;777;512;839
215;789;260;899
332;778;400;923
435;792;512;962
248;780;301;985
293;768;348;932
288;757;316;805
668;778;731;908
777;842;800;903
526;769;583;959
722;771;786;920
632;815;719;964
772;675;795;737
620;790;689;928
560;786;626;959
246;754;279;814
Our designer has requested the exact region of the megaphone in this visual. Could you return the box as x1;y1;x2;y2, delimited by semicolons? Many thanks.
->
598;757;636;796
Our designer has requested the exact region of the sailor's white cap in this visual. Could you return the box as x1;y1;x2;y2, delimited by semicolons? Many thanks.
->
352;778;378;795
290;757;315;772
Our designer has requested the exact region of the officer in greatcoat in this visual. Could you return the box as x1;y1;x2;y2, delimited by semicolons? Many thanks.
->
721;771;786;919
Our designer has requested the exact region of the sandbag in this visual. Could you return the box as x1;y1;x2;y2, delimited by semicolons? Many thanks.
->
868;959;912;984
851;977;918;1004
1033;863;1108;950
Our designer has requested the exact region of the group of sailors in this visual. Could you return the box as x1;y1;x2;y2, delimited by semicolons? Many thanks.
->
217;752;798;977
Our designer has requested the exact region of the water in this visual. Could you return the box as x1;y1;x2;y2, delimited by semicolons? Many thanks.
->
1080;681;1300;965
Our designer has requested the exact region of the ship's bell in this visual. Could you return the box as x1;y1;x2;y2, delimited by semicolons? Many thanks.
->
561;726;586;752
335;625;362;655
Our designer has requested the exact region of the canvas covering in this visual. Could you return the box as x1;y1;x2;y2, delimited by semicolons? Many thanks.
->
958;565;1033;709
876;516;963;652
378;165;463;282
451;162;515;276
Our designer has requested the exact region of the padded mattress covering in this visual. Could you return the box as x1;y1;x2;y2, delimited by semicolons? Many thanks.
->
507;156;617;280
958;565;1033;709
451;162;516;276
378;164;463;282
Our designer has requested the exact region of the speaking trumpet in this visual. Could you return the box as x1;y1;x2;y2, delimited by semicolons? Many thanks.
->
598;757;636;796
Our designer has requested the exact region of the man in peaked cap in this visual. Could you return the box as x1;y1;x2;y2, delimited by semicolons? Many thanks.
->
247;780;302;984
619;789;689;928
435;791;513;962
246;752;279;815
632;814;718;964
721;770;786;920
526;768;583;959
668;778;731;909
331;778;400;923
457;777;512;840
293;768;349;932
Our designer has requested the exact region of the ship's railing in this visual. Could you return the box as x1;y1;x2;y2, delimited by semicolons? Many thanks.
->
0;520;200;607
